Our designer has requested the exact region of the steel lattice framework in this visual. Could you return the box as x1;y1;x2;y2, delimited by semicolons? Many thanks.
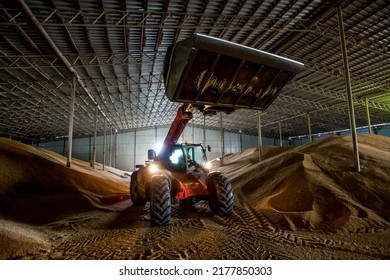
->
0;0;389;142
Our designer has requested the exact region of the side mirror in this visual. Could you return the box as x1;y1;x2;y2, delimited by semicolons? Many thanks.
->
148;149;156;160
207;145;211;152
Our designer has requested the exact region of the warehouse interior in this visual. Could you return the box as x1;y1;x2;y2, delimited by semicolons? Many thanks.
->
1;0;390;260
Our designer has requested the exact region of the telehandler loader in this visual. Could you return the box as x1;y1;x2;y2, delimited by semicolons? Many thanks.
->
130;34;304;226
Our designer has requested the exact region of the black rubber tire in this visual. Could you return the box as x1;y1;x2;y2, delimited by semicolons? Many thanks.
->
207;172;234;216
130;172;146;206
150;176;171;226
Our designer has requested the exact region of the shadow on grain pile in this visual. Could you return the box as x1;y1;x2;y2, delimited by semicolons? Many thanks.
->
216;134;390;233
0;135;389;260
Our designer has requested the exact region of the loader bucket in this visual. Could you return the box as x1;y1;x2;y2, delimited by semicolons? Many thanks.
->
164;34;304;111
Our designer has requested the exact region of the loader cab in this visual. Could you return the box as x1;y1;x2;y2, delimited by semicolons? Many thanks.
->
184;144;208;173
159;144;208;174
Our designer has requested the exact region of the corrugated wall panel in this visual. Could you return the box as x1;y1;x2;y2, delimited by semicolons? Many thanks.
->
36;125;288;171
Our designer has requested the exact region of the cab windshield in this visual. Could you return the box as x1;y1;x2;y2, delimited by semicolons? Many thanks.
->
167;146;186;172
165;145;206;172
186;146;206;169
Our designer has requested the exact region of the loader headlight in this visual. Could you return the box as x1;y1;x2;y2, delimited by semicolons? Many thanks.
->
205;161;212;170
149;163;159;174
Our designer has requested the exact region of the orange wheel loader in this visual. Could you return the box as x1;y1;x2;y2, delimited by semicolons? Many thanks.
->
130;34;304;226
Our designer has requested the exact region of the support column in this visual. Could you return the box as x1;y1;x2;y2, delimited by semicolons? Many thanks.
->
92;106;97;169
155;126;158;146
337;6;361;172
192;124;195;144
134;128;137;170
239;130;243;152
103;119;106;171
203;115;206;147
88;134;92;162
66;76;76;167
63;137;66;156
220;112;224;164
307;113;313;143
257;111;262;162
114;130;117;168
278;121;282;147
365;97;372;134
108;126;112;167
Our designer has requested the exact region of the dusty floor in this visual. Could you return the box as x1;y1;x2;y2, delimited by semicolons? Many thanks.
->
0;135;389;260
2;199;390;260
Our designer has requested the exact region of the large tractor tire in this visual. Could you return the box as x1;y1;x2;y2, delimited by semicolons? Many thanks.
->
150;176;171;226
207;172;234;216
130;172;146;206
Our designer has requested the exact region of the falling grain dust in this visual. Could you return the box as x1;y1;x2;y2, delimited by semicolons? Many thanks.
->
0;135;389;259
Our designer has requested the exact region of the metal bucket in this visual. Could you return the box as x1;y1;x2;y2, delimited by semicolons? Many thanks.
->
164;34;304;112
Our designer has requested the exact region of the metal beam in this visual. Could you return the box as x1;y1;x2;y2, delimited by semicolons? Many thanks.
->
6;10;327;33
220;112;224;165
66;76;76;167
365;97;372;134
337;6;360;172
134;128;137;170
203;115;206;147
288;81;390;112
257;111;262;162
16;0;115;130
109;126;112;167
103;118;106;171
92;105;98;169
302;61;390;93
278;122;282;147
307;113;313;142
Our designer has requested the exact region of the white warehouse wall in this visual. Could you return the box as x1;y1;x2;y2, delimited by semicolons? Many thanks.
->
288;124;390;146
36;123;390;171
36;124;274;171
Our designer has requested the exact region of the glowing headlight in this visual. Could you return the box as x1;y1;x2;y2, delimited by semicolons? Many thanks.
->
149;164;158;174
205;161;212;170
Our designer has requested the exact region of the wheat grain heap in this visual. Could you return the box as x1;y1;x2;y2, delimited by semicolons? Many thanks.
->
216;134;390;232
0;134;389;259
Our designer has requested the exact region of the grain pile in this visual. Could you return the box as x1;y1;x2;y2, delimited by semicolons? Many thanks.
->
217;134;390;232
0;135;389;260
0;137;130;223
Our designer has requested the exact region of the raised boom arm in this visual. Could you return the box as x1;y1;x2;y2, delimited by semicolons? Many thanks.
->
159;34;304;155
162;104;193;148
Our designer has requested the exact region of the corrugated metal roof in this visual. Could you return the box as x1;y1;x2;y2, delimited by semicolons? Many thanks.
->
0;0;389;141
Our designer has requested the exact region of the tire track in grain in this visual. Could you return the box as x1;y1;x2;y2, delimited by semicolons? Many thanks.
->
222;195;390;259
132;216;215;259
21;199;390;260
249;207;390;259
54;226;139;259
205;195;298;259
